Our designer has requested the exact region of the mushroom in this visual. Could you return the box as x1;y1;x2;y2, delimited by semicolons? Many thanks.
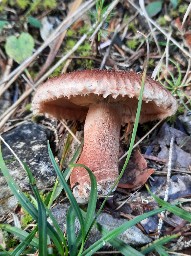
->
32;70;177;203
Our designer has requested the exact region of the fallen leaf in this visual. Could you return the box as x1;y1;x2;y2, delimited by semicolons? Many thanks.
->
5;33;34;64
146;1;162;18
118;169;155;189
173;17;183;32
118;149;155;190
152;123;191;169
184;32;191;50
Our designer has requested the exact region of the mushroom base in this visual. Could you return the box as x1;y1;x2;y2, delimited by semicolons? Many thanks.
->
70;102;122;204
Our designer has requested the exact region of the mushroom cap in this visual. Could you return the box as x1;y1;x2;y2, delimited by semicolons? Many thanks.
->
32;70;177;123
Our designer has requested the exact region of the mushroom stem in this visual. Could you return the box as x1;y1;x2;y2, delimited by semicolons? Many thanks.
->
70;102;122;203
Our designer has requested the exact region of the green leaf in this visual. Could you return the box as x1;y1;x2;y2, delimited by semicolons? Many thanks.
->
170;0;178;9
5;32;34;63
27;16;42;28
146;1;162;17
0;21;9;32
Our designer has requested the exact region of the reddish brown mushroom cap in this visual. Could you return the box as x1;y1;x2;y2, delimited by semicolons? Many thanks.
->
32;70;177;124
32;70;177;203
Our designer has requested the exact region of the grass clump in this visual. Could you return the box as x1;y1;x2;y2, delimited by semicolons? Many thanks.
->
158;59;191;110
1;140;191;255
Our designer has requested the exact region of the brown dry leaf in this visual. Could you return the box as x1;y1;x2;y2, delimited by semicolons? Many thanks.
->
184;32;191;50
118;149;155;190
173;17;183;32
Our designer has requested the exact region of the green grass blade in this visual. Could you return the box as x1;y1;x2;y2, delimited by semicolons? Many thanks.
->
0;249;10;256
46;208;68;254
24;164;47;256
148;188;191;222
0;149;38;219
70;164;97;237
47;143;82;209
63;143;82;181
109;238;144;256
66;206;78;256
45;224;65;255
68;164;97;253
0;148;65;255
82;207;165;255
97;223;144;256
141;234;179;254
10;227;38;256
154;245;169;256
47;142;85;249
0;224;38;248
83;166;97;237
120;68;147;178
47;179;63;208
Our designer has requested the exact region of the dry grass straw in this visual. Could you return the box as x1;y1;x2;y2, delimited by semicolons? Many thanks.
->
129;0;191;59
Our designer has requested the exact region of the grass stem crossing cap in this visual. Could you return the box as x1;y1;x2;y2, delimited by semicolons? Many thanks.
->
32;70;177;203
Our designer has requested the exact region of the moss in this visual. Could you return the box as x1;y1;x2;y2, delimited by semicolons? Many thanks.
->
67;24;89;38
170;3;188;18
148;59;155;68
157;16;167;26
21;191;47;228
5;233;19;250
170;9;179;18
16;0;29;9
67;29;75;37
66;39;76;49
42;0;56;9
128;22;137;33
127;39;139;50
21;209;33;228
167;105;185;123
49;63;65;78
178;4;188;14
25;103;31;112
78;24;89;35
0;0;57;13
78;42;92;56
76;58;94;69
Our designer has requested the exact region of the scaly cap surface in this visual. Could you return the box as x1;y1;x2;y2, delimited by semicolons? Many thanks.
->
32;70;177;123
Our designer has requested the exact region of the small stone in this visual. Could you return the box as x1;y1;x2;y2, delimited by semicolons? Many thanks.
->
51;203;151;248
0;121;56;216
